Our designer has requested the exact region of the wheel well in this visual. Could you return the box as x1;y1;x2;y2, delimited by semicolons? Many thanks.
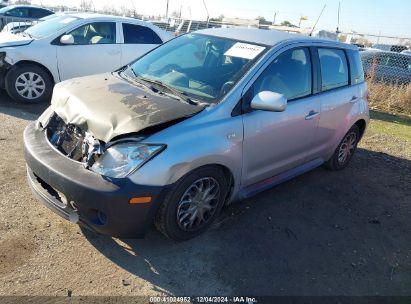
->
210;164;235;205
12;61;55;84
355;119;367;139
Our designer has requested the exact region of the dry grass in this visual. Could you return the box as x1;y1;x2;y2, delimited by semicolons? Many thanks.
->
367;80;411;116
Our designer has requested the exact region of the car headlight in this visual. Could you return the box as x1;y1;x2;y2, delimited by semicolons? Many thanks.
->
91;142;165;178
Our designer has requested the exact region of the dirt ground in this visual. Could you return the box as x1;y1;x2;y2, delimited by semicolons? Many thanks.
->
0;91;410;297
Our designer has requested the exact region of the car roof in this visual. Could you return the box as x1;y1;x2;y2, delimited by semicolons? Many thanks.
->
196;27;356;50
1;5;52;11
68;12;144;23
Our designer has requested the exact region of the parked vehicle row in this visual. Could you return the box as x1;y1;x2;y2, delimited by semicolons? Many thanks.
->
361;50;411;84
0;13;172;103
0;5;54;30
23;28;369;240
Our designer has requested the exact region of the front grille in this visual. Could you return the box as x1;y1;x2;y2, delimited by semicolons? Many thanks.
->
46;113;85;162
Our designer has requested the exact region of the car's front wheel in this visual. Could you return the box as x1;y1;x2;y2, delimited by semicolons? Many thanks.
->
155;166;229;241
5;64;53;104
325;124;360;171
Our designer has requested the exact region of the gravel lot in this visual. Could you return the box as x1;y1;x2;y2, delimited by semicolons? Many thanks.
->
0;91;410;297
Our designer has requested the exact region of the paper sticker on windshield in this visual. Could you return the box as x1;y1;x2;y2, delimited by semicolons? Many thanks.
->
224;43;266;60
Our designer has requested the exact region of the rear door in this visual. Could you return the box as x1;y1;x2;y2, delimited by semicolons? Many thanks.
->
56;21;122;81
312;48;364;158
241;47;321;186
120;23;163;65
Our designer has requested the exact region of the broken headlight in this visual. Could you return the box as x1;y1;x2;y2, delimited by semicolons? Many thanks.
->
91;142;165;178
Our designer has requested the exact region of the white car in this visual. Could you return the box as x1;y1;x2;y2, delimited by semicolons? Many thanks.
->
1;21;33;34
0;13;172;103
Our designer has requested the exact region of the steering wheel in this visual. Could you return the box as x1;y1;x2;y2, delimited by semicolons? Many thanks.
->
158;64;183;75
220;81;235;96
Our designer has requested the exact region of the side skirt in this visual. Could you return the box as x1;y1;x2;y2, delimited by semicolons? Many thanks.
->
237;158;324;200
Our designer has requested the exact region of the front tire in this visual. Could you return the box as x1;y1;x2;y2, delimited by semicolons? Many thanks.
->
155;167;229;241
5;64;53;104
325;125;360;171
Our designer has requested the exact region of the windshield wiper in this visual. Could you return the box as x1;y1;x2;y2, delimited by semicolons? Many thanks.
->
137;76;202;106
21;32;33;39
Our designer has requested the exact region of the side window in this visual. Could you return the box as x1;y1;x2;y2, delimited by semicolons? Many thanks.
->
254;48;312;100
6;8;29;18
67;22;116;45
123;23;162;44
318;48;349;91
347;50;365;85
30;8;52;19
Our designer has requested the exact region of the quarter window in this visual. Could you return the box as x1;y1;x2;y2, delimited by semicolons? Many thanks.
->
67;22;116;45
347;50;365;85
254;48;312;100
122;23;162;44
318;48;349;91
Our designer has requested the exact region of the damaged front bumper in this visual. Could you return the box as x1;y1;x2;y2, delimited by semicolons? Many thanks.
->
0;52;11;89
24;122;170;238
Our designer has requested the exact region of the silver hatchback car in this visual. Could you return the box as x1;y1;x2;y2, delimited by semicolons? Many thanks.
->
24;28;369;240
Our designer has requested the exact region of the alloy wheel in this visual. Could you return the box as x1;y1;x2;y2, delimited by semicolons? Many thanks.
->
338;131;357;164
176;177;221;231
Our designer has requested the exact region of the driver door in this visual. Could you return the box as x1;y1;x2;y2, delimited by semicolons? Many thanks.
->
241;47;321;187
56;21;122;81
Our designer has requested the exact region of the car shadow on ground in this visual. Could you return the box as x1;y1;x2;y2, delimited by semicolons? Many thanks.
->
82;148;411;296
0;91;49;121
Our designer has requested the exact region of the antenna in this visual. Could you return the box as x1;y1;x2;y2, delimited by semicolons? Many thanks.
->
310;4;326;36
336;1;341;34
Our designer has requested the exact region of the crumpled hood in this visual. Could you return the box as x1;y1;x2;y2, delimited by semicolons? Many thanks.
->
0;32;33;48
39;73;204;142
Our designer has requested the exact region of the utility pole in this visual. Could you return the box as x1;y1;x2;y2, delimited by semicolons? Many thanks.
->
129;0;136;17
336;0;341;34
165;0;169;18
273;11;277;25
202;0;209;25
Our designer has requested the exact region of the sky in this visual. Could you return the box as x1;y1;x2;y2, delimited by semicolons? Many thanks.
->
30;0;411;38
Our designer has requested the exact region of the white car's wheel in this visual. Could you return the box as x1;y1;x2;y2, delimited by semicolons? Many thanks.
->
6;64;53;104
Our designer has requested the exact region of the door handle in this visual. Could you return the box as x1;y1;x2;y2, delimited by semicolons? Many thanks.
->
305;111;319;120
350;96;359;103
108;50;121;55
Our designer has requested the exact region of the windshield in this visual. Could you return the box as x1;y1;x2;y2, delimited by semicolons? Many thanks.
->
25;15;80;39
0;6;10;14
124;33;268;103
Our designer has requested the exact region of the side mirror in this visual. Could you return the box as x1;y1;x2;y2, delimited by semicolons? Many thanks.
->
251;91;288;112
60;34;74;45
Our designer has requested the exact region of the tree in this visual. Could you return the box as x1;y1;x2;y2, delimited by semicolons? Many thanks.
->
280;20;297;27
80;0;91;11
210;14;224;22
256;16;266;23
14;0;31;4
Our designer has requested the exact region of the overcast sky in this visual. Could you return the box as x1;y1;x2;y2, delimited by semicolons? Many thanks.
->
30;0;410;38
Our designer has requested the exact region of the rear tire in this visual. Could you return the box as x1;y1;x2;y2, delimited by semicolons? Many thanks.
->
155;166;228;241
5;64;53;104
325;125;360;171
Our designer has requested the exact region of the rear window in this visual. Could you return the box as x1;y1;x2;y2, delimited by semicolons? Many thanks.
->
347;50;365;85
318;48;349;91
30;8;53;18
122;23;162;44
